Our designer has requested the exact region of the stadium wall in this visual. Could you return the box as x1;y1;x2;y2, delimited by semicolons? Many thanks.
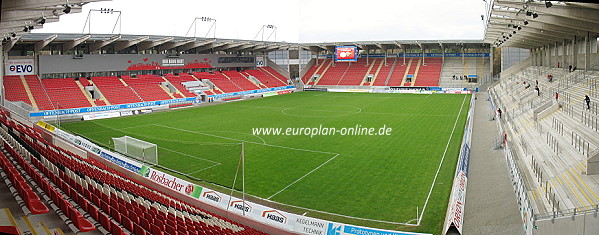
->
37;54;256;74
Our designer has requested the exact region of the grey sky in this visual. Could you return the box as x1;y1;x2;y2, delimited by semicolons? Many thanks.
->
35;0;486;43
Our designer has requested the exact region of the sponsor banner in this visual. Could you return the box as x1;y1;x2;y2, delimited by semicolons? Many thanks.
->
162;58;185;67
37;122;143;174
445;171;467;233
294;217;328;235
208;86;294;99
304;88;328;92
327;89;368;93
83;112;121;121
256;56;266;67
327;223;429;235
263;92;278;97
370;89;432;94
139;166;202;199
30;97;198;117
277;90;292;95
443;90;473;94
120;111;134;117
442;88;467;92
319;53;489;59
335;46;358;62
36;121;56;132
404;53;423;57
5;59;35;75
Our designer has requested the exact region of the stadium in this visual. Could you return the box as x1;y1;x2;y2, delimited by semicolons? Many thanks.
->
0;0;598;235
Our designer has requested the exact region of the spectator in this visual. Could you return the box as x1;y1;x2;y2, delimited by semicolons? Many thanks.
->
549;75;553;83
497;108;502;119
536;80;538;86
557;62;561;68
535;86;540;96
585;95;591;110
569;65;573;72
555;92;558;101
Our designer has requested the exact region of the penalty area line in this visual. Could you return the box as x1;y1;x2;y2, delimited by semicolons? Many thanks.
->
267;153;339;200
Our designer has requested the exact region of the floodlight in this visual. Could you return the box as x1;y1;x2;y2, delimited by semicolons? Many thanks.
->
524;20;529;25
518;26;522;30
526;11;532;16
11;32;16;37
533;13;538;18
545;1;552;8
23;26;29;32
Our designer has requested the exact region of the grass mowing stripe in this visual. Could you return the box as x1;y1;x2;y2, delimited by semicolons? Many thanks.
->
417;94;468;225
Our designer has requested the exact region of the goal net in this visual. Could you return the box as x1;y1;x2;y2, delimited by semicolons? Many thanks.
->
112;136;158;165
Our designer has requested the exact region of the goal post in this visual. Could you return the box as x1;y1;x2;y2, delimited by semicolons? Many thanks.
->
112;136;158;165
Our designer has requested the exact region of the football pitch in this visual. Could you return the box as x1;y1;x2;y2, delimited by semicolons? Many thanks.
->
61;91;471;233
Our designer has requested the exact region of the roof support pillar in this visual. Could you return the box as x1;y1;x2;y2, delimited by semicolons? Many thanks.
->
554;41;558;68
573;35;579;68
1;44;4;107
384;48;388;66
562;39;567;71
403;47;406;65
585;31;592;71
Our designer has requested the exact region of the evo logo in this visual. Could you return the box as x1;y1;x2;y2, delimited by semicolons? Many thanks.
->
9;64;33;74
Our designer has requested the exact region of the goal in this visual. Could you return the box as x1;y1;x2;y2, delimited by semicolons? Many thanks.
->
112;136;158;165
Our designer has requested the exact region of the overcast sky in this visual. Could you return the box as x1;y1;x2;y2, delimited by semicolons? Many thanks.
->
34;0;487;43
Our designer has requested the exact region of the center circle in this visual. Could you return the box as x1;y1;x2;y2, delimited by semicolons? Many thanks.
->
281;105;362;117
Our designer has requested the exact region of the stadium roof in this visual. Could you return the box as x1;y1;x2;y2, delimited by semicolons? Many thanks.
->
11;33;488;54
14;33;299;53
302;40;488;53
0;0;108;43
484;0;599;49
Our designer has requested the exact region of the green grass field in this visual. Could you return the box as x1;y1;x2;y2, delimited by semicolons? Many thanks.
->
61;91;470;234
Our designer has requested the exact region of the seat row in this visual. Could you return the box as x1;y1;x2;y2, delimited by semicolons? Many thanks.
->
0;109;266;235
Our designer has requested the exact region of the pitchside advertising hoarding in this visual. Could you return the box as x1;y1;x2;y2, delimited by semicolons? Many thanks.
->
5;59;35;75
335;46;358;62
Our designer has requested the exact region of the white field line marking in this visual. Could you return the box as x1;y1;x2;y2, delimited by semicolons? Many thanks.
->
159;146;221;165
202;130;267;144
87;122;224;166
280;105;362;117
188;162;222;174
267;153;339;200
154;124;340;201
417;94;468;225
154;124;340;155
